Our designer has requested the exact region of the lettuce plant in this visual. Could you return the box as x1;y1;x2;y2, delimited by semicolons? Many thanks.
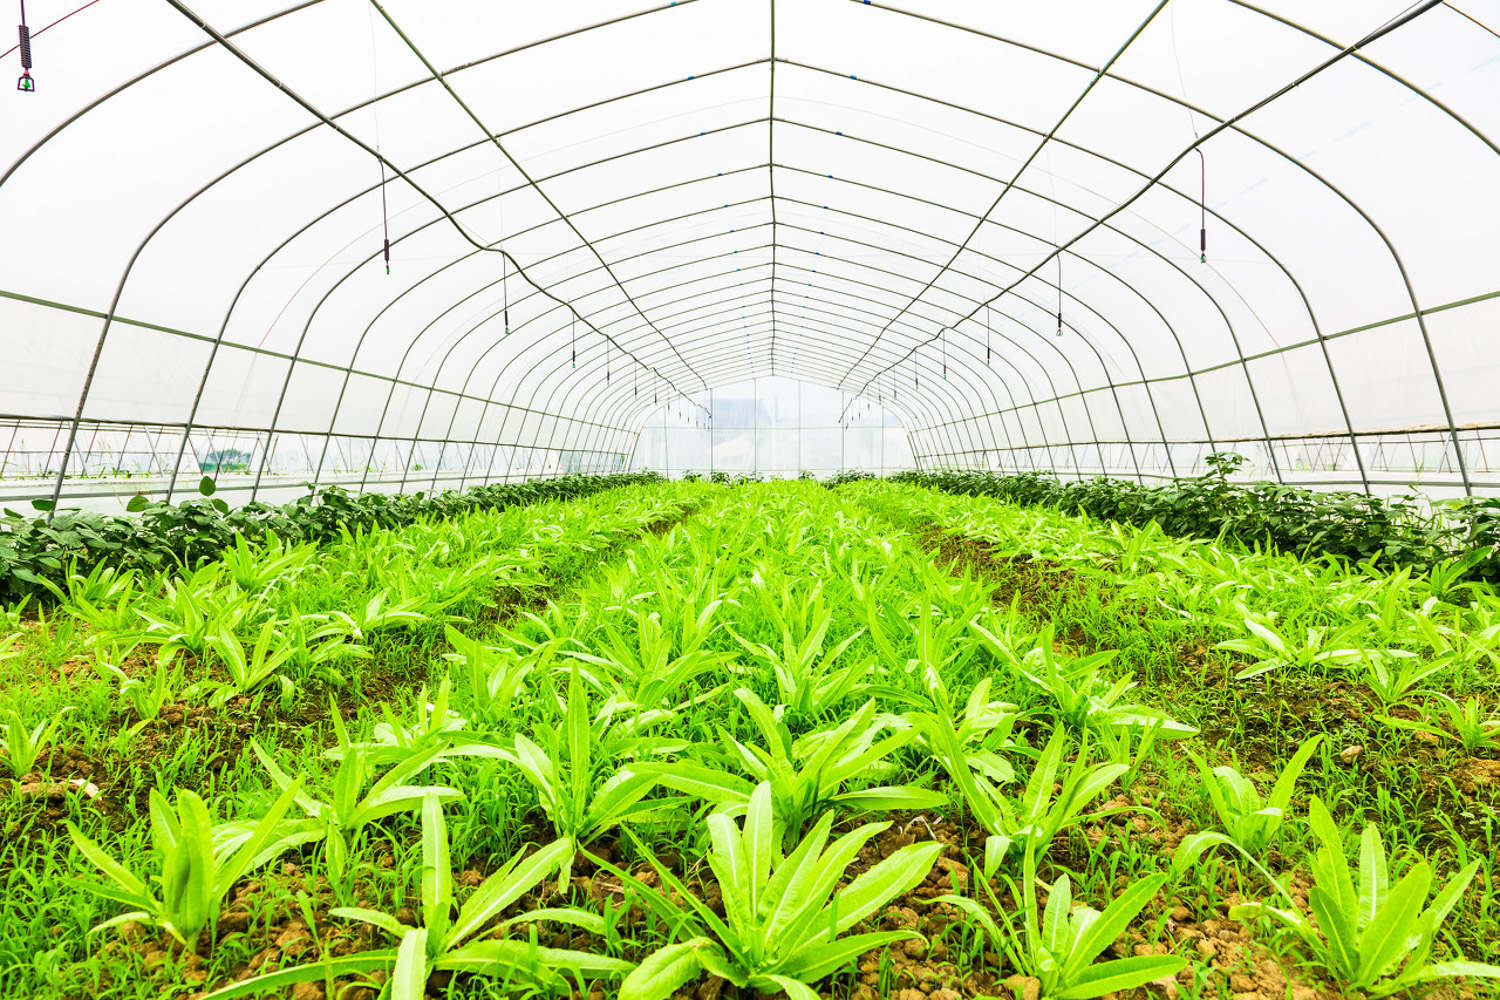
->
932;848;1184;999
1190;734;1322;854
67;781;303;949
648;690;944;845
1230;797;1500;995
1;705;73;777
615;781;942;1000
204;794;628;998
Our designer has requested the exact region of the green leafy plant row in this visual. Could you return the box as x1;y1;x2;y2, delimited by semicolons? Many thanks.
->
883;454;1500;578
1;472;663;605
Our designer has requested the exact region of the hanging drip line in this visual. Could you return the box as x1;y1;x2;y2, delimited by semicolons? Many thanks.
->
497;168;509;333
1042;141;1063;337
16;0;33;91
378;153;391;274
1056;253;1063;336
1195;148;1207;263
365;4;389;274
1170;4;1207;263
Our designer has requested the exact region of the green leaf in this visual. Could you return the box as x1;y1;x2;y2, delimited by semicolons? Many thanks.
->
1172;831;1234;877
125;495;149;513
1057;955;1188;999
1308;886;1358;980
1356;863;1430;984
198;476;217;497
391;927;430;1000
198;951;399;998
447;837;573;948
820;841;942;938
1062;873;1167;979
619;939;714;1000
786;930;920;981
744;782;775;915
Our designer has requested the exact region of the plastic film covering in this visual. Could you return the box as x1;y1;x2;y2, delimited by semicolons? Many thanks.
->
1;0;1498;509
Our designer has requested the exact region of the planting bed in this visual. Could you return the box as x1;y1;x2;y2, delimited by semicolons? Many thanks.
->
1;479;1497;1000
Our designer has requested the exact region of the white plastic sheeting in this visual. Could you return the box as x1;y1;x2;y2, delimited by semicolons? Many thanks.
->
1;0;1498;507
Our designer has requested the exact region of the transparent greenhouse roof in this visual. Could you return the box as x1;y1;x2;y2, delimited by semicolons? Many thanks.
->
3;0;1499;506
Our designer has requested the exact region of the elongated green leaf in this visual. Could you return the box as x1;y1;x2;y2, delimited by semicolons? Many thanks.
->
1309;886;1358;980
420;794;451;944
1405;960;1500;984
1062;874;1167;979
832;786;947;812
707;811;752;938
65;823;150;900
755;973;820;1000
1042;874;1072;957
198;950;399;998
642;760;754;802
619;939;714;1000
1358;823;1388;928
438;938;633;977
819;841;942;938
446;837;574;948
762;813;835;939
329;906;406;939
1057;954;1187;999
391;927;429;1000
785;930;921;981
1356;863;1430;984
1171;831;1234;877
1307;797;1355;915
744;782;774;915
503;907;608;935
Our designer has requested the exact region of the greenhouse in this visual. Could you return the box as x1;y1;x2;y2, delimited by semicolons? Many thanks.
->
2;1;1499;998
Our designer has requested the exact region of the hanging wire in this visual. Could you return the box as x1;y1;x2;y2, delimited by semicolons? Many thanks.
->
16;0;34;91
1196;148;1207;262
1170;4;1208;263
985;305;991;365
941;327;947;379
378;155;391;274
365;4;389;274
571;313;576;368
1056;254;1063;336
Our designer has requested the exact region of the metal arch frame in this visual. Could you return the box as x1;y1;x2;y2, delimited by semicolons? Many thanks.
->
178;100;1227;503
478;273;983;462
366;0;708;390
3;59;1335;469
767;0;782;375
366;185;1190;489
428;243;1007;466
40;0;724;513
10;0;1493;498
230;96;1353;482
841;0;1466;491
272;142;1228;492
8;5;1452;494
832;0;1169;394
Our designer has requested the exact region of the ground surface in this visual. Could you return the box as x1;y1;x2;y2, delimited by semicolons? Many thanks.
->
1;479;1496;999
